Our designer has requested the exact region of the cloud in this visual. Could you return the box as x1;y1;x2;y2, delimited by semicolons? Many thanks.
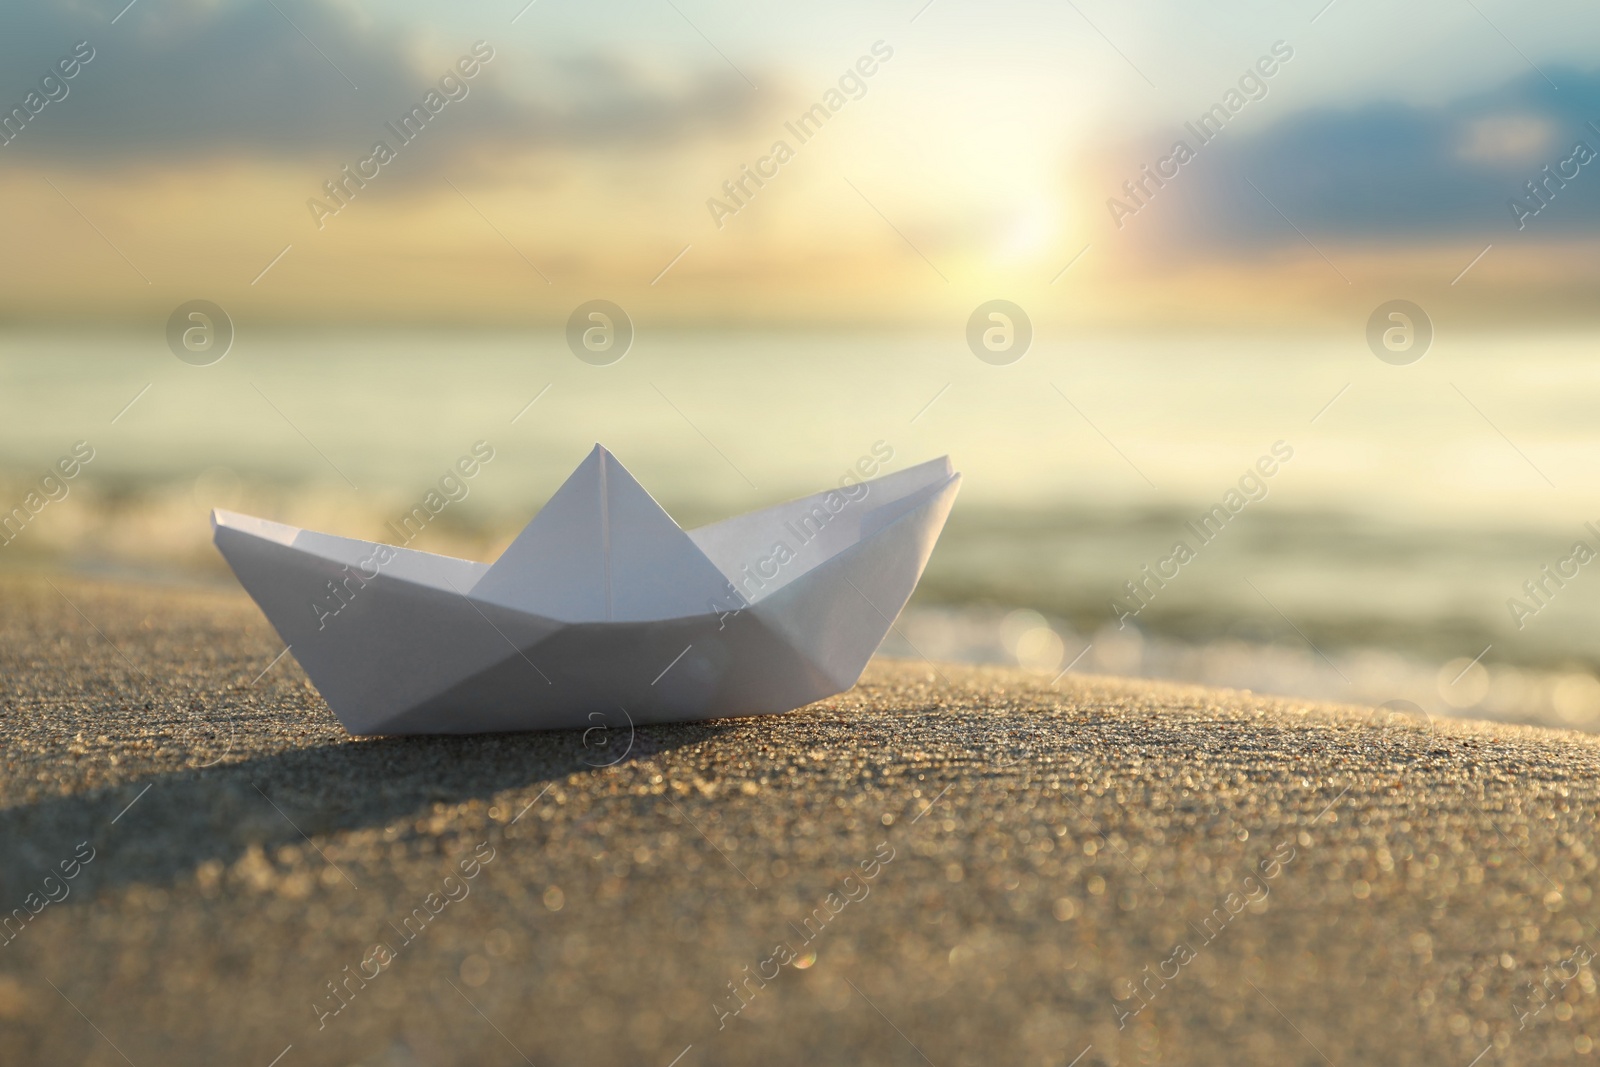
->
0;0;763;169
1113;65;1600;244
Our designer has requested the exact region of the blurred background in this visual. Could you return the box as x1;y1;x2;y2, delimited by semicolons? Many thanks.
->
4;0;1600;729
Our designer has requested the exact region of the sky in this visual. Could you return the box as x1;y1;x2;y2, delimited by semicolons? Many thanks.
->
0;0;1597;325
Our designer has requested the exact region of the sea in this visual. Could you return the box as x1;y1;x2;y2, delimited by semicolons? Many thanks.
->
3;326;1598;732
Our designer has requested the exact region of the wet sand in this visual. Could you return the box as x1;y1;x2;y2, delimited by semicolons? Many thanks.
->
2;570;1600;1066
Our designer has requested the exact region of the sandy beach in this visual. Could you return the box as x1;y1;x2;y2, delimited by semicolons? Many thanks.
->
3;569;1600;1066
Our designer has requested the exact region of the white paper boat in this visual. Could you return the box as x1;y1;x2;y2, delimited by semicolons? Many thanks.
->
212;446;960;734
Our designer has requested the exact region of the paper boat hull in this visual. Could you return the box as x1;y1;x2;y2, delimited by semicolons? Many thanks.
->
214;456;959;734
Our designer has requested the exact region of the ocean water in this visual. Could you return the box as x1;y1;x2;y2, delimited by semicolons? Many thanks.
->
3;327;1598;729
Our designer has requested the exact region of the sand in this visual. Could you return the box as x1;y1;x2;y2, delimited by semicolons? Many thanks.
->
3;570;1600;1066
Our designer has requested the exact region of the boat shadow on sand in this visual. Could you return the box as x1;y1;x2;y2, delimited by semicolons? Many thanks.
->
0;711;721;909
